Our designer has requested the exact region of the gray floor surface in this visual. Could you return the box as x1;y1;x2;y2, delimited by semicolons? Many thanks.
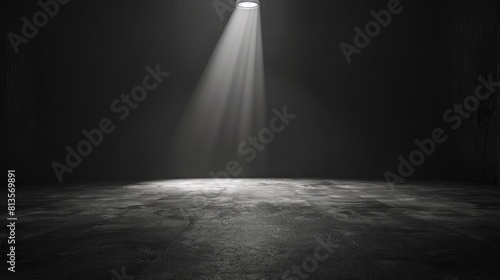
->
3;179;500;279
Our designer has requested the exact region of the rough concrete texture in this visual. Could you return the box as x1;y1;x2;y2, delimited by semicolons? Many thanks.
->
3;179;500;279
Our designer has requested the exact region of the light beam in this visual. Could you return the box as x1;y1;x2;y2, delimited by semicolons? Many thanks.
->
173;7;266;176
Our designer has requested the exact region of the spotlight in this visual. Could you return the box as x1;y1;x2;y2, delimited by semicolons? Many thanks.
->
236;0;260;9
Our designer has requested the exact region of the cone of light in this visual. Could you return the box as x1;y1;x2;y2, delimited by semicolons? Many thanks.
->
173;7;266;176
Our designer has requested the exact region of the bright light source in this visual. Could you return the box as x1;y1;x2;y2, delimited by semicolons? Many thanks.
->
238;2;258;9
239;3;258;8
236;0;260;9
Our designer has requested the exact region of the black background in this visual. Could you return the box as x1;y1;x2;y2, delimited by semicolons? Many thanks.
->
1;0;499;183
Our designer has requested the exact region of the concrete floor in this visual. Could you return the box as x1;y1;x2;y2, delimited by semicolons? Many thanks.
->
3;179;500;280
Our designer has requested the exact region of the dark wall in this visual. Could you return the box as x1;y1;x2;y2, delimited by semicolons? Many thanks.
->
2;0;497;183
1;0;39;181
440;0;500;184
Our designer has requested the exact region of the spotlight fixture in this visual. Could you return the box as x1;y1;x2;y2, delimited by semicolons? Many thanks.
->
236;0;260;9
